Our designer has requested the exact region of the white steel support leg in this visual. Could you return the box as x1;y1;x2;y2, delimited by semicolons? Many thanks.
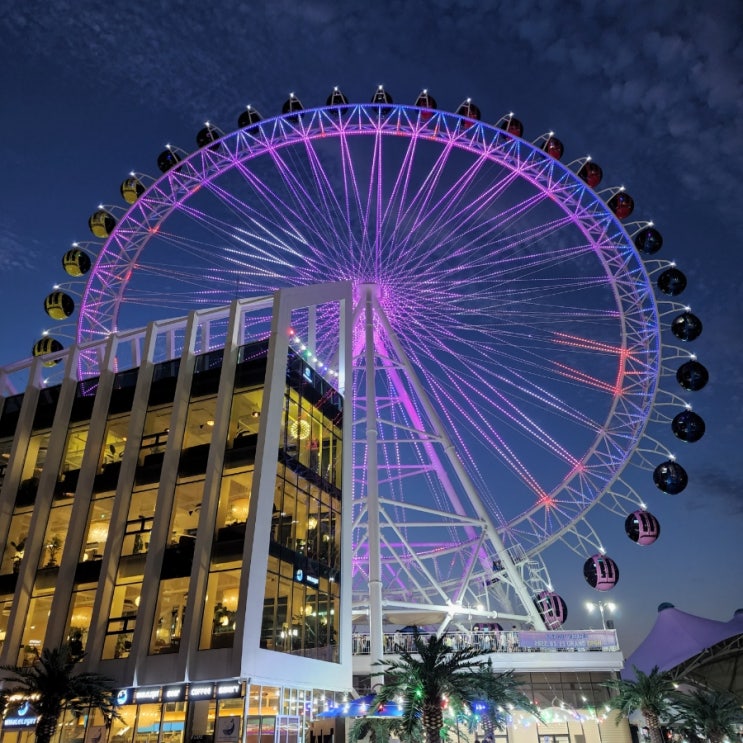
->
363;285;385;685
371;293;546;630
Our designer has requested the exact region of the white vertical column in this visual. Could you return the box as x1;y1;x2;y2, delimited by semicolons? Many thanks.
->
362;284;384;684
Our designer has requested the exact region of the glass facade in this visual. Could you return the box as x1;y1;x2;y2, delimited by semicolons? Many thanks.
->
103;681;331;743
0;287;356;743
0;332;345;662
260;353;342;662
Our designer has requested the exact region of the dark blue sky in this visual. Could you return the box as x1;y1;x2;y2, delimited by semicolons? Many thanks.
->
1;1;741;653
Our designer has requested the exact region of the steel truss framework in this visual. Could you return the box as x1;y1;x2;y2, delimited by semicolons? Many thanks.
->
352;284;552;632
70;102;674;628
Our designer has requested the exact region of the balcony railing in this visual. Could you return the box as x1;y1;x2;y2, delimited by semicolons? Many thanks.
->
351;629;619;655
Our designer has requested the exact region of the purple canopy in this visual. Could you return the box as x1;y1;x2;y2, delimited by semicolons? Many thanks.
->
623;603;743;680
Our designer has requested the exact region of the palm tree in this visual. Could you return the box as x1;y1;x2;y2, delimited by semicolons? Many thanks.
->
671;687;743;743
603;666;676;743
0;643;121;743
373;631;536;743
350;716;412;743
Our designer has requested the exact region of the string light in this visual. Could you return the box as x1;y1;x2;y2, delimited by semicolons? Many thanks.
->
288;332;339;382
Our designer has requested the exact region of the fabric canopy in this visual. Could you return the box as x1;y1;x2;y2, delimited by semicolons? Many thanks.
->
622;603;743;689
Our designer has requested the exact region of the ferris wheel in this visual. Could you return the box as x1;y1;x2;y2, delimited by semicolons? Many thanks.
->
37;86;708;631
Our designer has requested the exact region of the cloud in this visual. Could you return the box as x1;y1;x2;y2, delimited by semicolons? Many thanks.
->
683;466;743;516
0;225;41;272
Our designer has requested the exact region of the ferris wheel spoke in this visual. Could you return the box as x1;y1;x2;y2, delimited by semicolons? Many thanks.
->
381;139;464;270
223;160;338;268
404;272;609;324
462;361;600;458
424;371;548;504
260;146;349;253
174;172;300;249
377;131;421;275
336;132;372;275
145;220;300;289
415;213;587;285
169;178;319;281
392;156;516;272
425;355;589;472
403;323;616;507
406;302;613;366
443;215;584;275
113;289;227;310
397;151;566;270
410;172;535;261
372;129;386;273
278;140;358;271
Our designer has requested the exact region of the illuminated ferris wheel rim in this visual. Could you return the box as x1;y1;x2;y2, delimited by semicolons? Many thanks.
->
78;103;655;346
66;99;668;563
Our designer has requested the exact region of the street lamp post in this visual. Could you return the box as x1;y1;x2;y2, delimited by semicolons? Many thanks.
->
585;600;616;630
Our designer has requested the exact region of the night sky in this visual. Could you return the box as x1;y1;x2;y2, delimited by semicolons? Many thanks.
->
1;1;741;654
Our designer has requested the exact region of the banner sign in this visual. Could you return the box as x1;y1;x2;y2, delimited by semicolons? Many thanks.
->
116;680;242;705
518;630;616;651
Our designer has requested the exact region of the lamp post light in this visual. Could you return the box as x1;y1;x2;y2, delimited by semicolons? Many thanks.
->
585;600;616;630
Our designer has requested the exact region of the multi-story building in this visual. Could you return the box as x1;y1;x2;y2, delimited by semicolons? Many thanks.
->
0;284;354;743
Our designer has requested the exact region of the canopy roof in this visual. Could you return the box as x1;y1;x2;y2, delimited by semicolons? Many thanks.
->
623;603;743;695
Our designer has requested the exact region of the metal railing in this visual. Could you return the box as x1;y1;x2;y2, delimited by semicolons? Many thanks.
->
351;629;619;655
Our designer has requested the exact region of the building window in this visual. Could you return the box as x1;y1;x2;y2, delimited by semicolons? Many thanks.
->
200;567;241;649
179;394;217;478
103;581;141;659
150;576;189;655
40;502;73;569
0;437;11;492
81;495;114;562
2;507;32;575
215;468;253;541
167;480;203;552
122;488;157;556
19;589;54;664
66;586;97;658
135;404;172;485
55;424;89;497
93;413;130;493
0;597;12;653
16;431;51;506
